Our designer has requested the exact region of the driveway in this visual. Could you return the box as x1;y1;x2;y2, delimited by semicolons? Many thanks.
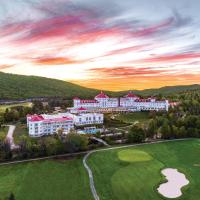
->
6;125;19;150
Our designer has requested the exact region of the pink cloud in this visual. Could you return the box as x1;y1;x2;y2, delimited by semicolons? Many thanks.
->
89;66;168;78
141;52;200;63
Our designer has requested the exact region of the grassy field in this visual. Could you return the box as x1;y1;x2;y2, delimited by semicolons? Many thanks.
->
0;158;93;200
0;126;9;140
114;112;150;124
88;139;200;200
13;123;29;144
0;102;32;113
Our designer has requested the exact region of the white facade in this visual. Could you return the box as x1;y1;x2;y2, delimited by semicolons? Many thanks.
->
27;112;104;137
73;92;169;112
73;91;119;109
73;113;104;126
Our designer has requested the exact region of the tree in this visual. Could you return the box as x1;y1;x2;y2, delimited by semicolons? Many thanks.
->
126;125;145;143
160;120;171;139
8;192;15;200
64;133;89;152
172;125;179;138
43;137;60;155
57;128;65;141
184;115;198;128
0;139;12;160
178;126;187;138
32;101;44;114
147;119;157;138
18;135;32;158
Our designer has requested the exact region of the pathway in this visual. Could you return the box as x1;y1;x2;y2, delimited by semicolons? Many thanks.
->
5;125;19;150
91;137;110;146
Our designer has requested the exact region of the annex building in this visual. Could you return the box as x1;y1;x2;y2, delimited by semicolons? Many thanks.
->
27;112;103;137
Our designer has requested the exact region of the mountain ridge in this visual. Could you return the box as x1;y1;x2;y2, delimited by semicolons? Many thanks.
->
0;72;199;99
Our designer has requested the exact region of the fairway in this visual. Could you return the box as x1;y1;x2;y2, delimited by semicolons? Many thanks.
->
115;112;149;124
0;158;93;200
88;139;200;200
0;102;32;113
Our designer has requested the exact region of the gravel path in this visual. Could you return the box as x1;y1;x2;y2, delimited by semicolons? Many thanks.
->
6;125;19;150
91;137;110;146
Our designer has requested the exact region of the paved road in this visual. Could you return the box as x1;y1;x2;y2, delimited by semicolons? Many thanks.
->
5;125;19;150
83;138;191;200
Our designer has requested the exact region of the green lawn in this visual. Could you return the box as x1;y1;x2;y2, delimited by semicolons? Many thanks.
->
115;112;150;124
88;139;200;200
0;158;93;200
0;102;32;113
13;123;29;144
0;126;8;140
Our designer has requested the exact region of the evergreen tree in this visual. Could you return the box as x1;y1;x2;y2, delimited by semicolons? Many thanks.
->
127;125;145;143
147;119;157;138
160;120;171;139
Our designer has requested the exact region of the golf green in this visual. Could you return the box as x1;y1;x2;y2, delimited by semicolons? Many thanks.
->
88;139;200;200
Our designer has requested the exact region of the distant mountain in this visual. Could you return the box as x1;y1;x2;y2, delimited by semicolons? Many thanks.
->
0;72;199;100
0;72;113;100
128;84;200;96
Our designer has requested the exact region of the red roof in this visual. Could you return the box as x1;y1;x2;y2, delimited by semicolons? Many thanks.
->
95;91;109;99
73;97;80;100
125;92;138;98
148;96;156;100
29;114;73;123
43;117;73;123
135;99;150;102
29;115;44;122
78;107;87;111
80;100;98;103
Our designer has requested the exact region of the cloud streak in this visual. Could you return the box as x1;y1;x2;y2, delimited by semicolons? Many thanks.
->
0;0;200;90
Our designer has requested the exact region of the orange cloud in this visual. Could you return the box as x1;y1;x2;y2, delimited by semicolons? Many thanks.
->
72;73;200;91
89;66;168;78
34;57;81;65
0;64;14;70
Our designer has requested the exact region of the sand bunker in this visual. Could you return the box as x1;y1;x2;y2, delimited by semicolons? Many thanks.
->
157;168;189;198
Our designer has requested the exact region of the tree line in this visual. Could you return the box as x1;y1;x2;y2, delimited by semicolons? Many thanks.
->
126;91;200;142
0;131;89;162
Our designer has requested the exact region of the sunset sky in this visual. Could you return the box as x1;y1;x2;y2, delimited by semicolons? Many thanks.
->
0;0;200;91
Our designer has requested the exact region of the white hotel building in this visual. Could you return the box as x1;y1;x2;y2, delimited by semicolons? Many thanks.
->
73;91;169;112
27;112;103;137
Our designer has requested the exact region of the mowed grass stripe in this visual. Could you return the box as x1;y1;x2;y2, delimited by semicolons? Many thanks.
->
88;139;200;200
0;158;93;200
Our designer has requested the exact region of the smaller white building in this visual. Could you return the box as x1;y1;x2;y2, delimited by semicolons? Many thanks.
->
27;112;104;137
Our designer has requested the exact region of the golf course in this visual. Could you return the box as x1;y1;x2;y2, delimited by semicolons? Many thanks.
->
0;139;199;200
88;139;200;200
